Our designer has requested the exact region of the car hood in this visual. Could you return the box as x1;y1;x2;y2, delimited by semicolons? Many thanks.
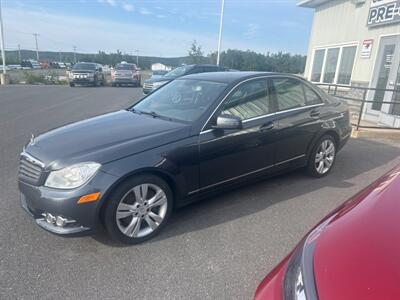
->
72;70;95;73
25;110;191;169
313;165;400;299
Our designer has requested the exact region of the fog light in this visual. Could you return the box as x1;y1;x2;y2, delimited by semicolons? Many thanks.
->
45;213;56;224
56;216;68;227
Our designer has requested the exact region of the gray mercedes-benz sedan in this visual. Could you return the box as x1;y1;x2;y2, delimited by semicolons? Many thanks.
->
18;72;351;244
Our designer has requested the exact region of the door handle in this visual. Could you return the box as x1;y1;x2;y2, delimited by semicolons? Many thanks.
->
259;121;274;132
310;109;320;118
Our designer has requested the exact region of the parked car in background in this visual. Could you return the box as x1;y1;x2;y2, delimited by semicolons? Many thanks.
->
68;62;104;87
254;165;400;300
111;62;141;87
21;60;41;69
0;65;10;72
18;72;351;244
142;64;229;94
150;70;168;79
50;62;66;69
8;64;22;70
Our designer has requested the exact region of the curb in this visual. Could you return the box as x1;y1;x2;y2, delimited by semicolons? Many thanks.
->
351;128;400;140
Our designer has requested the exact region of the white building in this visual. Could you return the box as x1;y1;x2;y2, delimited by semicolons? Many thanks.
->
299;0;400;127
151;63;172;71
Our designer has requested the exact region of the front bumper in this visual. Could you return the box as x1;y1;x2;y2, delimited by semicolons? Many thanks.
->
142;88;152;94
112;78;140;85
19;170;118;236
70;77;95;85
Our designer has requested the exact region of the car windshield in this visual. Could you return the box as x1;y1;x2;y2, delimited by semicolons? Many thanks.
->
132;79;227;122
164;66;190;77
73;63;96;70
115;64;136;70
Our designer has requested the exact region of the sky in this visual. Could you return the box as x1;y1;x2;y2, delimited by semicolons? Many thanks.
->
3;0;314;57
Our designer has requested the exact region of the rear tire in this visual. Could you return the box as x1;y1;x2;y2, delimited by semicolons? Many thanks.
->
307;135;337;178
102;174;173;244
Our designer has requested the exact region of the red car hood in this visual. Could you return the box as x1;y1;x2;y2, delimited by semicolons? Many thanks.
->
314;166;400;299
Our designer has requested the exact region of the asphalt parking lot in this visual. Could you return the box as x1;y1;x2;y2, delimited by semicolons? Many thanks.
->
1;85;400;299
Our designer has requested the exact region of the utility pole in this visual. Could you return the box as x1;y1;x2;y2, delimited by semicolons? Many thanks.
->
33;33;40;61
59;50;62;62
0;0;6;75
135;49;139;66
73;46;77;63
216;0;225;66
18;44;21;63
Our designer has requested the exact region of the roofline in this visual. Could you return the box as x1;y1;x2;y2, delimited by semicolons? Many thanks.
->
297;0;332;8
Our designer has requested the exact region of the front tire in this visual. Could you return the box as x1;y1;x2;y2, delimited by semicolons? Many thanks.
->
102;174;173;244
69;82;75;87
307;135;337;178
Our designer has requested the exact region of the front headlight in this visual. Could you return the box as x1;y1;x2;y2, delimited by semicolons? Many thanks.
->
152;81;168;89
45;162;101;189
283;216;334;300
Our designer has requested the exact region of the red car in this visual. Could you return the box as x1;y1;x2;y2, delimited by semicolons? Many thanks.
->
255;165;400;300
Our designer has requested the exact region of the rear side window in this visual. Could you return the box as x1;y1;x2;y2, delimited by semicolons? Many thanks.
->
221;78;270;120
303;84;322;105
272;78;306;111
271;78;322;111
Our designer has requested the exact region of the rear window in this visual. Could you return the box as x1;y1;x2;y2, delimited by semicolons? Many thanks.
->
115;64;136;70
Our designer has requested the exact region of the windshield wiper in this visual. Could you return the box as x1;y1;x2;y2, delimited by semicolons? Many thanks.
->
138;110;173;121
139;110;161;118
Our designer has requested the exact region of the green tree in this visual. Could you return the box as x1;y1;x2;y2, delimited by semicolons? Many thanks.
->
187;40;205;64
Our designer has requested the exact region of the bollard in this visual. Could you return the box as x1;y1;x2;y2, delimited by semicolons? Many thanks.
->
0;73;10;85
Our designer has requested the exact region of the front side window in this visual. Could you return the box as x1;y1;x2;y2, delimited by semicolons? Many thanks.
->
311;49;325;82
221;79;269;120
323;48;340;83
133;79;227;122
272;78;306;111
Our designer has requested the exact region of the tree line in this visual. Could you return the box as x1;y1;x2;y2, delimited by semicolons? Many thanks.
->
3;44;306;74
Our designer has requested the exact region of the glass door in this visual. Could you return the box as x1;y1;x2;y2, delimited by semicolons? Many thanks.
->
391;64;400;116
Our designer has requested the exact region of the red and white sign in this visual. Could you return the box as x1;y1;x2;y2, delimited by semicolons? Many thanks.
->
361;39;374;59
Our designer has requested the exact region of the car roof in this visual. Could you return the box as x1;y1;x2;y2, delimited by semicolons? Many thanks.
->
179;71;300;84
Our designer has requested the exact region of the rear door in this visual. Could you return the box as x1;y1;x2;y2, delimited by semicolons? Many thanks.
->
269;77;324;164
198;77;277;190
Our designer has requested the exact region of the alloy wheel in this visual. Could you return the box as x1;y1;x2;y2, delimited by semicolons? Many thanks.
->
315;139;336;175
116;183;168;238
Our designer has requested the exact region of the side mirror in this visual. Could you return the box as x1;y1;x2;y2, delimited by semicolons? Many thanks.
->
212;114;242;130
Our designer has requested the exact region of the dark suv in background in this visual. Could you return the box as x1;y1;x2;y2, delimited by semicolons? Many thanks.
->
142;64;228;94
69;62;105;87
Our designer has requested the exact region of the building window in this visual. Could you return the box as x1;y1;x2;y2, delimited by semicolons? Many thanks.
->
323;48;340;83
310;44;357;85
337;46;357;85
310;49;325;82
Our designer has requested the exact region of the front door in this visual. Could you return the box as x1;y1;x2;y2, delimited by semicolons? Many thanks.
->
368;35;400;124
198;78;276;191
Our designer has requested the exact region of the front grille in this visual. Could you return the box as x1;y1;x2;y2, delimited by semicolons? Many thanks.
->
19;153;44;185
143;82;153;89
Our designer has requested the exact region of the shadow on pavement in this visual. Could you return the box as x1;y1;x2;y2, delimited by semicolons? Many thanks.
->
93;138;400;247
